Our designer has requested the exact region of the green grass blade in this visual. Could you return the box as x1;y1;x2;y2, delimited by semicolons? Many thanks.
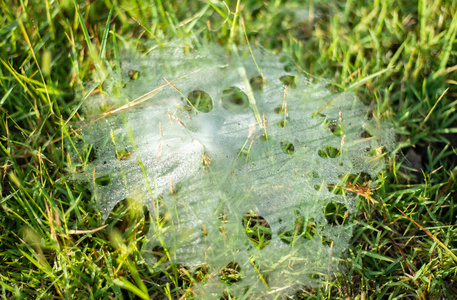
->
113;278;149;300
348;67;392;90
100;5;114;59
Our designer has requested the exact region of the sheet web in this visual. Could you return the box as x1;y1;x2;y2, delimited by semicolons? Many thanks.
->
73;44;394;299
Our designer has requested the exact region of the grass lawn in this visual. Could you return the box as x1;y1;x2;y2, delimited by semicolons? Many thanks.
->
1;0;457;299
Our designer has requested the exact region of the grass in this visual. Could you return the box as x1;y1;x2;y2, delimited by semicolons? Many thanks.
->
1;0;457;298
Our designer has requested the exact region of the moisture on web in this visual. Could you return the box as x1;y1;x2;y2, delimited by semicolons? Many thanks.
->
71;43;394;299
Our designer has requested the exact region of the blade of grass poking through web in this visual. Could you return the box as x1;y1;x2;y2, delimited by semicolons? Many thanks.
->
72;0;106;81
347;67;392;90
241;16;265;83
112;25;121;79
249;257;270;290
229;0;241;41
131;16;158;42
52;69;203;144
100;5;114;60
230;43;262;125
163;77;197;112
112;112;158;217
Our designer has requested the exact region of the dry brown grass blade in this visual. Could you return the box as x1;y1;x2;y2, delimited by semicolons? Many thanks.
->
397;207;457;263
51;68;203;144
388;237;416;276
328;182;387;220
66;224;108;235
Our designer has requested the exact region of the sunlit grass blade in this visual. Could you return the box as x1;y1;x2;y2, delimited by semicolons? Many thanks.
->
100;5;114;60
